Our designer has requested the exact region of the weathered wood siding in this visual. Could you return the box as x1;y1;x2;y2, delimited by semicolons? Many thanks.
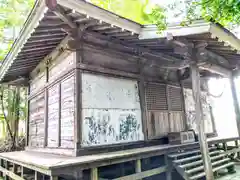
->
184;88;213;134
81;73;143;147
29;71;46;94
48;52;75;83
145;83;185;139
29;93;45;147
28;51;76;150
60;75;75;148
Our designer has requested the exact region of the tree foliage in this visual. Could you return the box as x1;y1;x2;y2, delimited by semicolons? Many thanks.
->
0;0;34;60
89;0;240;31
0;0;32;145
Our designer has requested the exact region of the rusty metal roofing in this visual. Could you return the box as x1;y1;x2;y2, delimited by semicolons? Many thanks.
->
1;0;240;82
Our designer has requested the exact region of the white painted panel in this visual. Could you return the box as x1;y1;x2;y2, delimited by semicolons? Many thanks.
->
82;109;143;146
82;73;140;109
82;73;143;146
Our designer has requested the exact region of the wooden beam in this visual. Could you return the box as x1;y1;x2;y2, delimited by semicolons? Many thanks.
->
230;72;240;137
138;72;148;140
53;5;77;29
77;63;140;79
190;63;213;180
90;168;98;180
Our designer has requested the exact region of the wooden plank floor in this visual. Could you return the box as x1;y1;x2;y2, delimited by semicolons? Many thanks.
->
0;137;238;171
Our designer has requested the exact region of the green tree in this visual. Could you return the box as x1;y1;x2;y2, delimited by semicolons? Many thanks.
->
90;0;240;31
0;0;33;148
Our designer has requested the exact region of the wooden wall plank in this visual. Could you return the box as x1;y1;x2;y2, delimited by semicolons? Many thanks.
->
60;75;75;148
29;93;45;147
47;84;60;147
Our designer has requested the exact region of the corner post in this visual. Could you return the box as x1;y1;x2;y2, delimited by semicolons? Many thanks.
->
229;72;240;137
74;34;84;155
190;63;213;180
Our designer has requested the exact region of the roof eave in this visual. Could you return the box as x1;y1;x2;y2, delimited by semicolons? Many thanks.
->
0;0;48;82
57;0;142;34
139;20;240;54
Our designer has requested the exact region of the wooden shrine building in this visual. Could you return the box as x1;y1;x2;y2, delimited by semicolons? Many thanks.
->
1;0;240;179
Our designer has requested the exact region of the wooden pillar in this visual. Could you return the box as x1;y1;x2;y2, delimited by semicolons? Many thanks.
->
74;50;83;154
138;78;148;140
26;86;30;147
190;63;213;180
90;168;98;180
229;73;240;137
44;65;49;147
164;155;172;180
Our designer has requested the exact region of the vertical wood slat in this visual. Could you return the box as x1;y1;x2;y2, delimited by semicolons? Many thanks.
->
91;168;98;180
191;63;213;180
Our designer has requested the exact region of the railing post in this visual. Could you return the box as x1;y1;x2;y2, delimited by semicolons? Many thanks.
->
135;159;142;180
